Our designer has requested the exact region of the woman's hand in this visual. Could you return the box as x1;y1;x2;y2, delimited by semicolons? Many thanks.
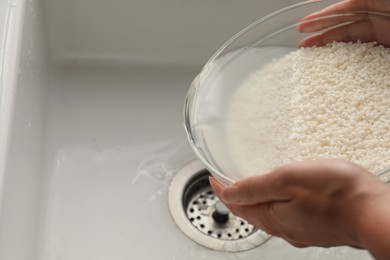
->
298;0;390;47
210;159;390;257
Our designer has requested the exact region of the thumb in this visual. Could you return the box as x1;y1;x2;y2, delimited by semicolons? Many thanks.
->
211;172;292;205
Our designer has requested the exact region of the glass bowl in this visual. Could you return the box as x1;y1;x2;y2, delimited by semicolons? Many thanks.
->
184;0;390;186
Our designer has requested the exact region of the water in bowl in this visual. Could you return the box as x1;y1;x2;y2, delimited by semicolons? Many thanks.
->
190;46;296;181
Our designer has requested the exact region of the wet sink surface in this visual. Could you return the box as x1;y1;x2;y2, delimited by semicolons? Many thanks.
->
39;65;195;259
36;65;372;259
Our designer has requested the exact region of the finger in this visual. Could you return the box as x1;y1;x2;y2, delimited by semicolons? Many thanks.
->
299;19;375;47
221;171;293;205
229;204;311;247
226;203;281;236
285;239;309;248
220;159;349;205
298;13;367;33
300;0;373;24
209;176;225;201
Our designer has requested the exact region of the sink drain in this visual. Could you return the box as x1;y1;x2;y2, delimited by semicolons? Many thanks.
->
168;160;270;252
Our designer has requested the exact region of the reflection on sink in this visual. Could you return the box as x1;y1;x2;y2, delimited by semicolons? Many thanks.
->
0;0;374;259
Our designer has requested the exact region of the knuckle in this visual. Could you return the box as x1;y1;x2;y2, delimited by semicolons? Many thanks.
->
239;179;257;203
272;164;302;189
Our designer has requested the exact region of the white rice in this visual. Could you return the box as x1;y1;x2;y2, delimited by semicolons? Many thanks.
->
227;42;390;178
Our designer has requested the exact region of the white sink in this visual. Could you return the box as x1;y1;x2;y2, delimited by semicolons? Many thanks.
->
0;0;374;259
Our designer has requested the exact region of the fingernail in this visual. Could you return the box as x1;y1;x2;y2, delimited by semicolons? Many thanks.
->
209;176;219;188
222;185;240;203
298;23;318;33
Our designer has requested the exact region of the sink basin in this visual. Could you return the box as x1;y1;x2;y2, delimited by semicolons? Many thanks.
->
0;0;374;259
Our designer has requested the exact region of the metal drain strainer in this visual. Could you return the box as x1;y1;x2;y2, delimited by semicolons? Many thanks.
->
168;160;270;252
186;176;255;240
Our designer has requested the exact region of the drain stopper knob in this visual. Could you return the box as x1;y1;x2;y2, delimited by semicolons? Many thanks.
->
212;201;230;224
